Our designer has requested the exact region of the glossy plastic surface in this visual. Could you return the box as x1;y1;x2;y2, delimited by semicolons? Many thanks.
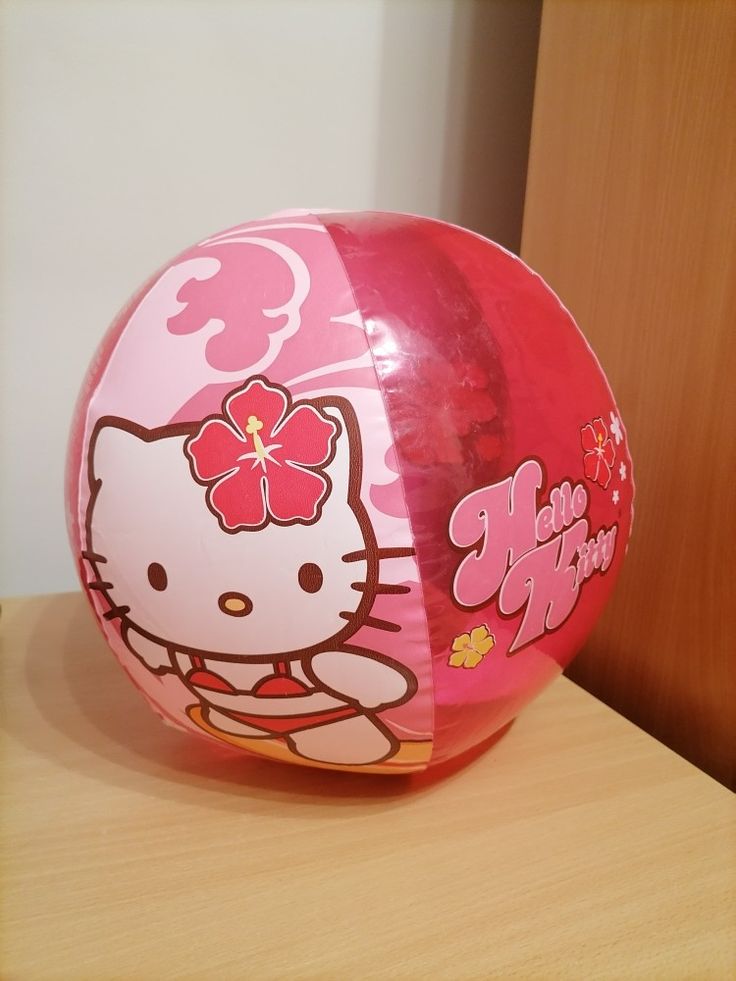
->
66;210;633;774
325;213;633;763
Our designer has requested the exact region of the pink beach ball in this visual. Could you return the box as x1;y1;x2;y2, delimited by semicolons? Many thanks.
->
66;211;633;775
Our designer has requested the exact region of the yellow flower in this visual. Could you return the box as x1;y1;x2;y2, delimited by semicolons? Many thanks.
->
448;624;495;669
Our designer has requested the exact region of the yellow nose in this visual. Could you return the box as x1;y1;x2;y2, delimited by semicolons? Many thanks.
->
218;592;253;617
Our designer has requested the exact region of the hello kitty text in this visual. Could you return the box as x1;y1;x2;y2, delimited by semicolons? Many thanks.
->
449;459;618;653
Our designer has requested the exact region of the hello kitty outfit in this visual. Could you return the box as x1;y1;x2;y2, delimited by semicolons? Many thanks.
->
186;656;361;735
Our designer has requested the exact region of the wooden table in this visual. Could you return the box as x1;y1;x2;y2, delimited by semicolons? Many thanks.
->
2;594;734;979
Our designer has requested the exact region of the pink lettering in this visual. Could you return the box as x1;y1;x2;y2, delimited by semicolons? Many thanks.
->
548;486;564;534
450;459;542;608
575;525;618;588
572;483;588;518
559;481;575;527
500;519;589;652
535;504;554;542
450;459;619;652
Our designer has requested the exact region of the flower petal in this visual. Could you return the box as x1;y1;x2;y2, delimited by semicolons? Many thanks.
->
209;466;267;530
592;417;608;443
275;404;339;467
448;650;466;668
225;378;288;440
463;650;483;669
596;458;612;489
451;633;471;652
469;625;490;648
265;462;329;523
601;438;616;468
580;423;598;453
186;419;246;481
583;450;600;483
476;636;495;656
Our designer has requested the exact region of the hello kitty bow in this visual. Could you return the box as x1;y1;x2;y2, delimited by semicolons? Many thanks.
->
185;376;339;532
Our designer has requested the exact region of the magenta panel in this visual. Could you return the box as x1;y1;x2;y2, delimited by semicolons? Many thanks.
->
324;212;633;764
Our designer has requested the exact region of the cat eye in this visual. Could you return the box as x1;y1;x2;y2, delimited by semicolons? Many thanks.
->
147;562;168;591
298;562;323;593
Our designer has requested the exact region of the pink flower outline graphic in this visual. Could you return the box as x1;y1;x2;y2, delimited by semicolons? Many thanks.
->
185;376;339;532
581;417;616;490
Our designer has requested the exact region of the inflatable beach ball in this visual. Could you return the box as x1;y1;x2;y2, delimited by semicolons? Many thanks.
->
66;210;633;775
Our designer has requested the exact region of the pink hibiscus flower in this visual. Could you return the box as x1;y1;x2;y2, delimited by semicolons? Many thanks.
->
581;417;616;489
185;376;339;531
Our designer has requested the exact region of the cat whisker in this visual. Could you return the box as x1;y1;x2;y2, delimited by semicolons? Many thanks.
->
342;546;416;563
82;550;107;563
376;547;416;559
103;604;130;621
87;581;113;591
340;611;402;633
342;550;367;563
350;582;411;595
363;615;402;633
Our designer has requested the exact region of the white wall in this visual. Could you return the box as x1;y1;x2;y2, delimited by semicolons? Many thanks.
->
0;0;540;596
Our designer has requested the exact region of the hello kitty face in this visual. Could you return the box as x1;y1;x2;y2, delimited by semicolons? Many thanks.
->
85;388;379;659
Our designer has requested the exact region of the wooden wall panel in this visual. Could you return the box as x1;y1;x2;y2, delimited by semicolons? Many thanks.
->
521;0;736;786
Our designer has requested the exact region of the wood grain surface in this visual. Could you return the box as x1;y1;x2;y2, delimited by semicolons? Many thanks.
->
1;593;734;980
522;0;736;787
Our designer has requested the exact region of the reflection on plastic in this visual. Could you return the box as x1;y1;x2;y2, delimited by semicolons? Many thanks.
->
66;210;633;775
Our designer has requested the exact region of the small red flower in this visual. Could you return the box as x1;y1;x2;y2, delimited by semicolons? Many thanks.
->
581;417;616;489
186;377;339;531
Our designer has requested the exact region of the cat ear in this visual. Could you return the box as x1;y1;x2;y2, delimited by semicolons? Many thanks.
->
88;418;149;486
320;402;361;506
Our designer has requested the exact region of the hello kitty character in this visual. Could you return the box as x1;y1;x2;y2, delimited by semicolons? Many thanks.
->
82;376;417;766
